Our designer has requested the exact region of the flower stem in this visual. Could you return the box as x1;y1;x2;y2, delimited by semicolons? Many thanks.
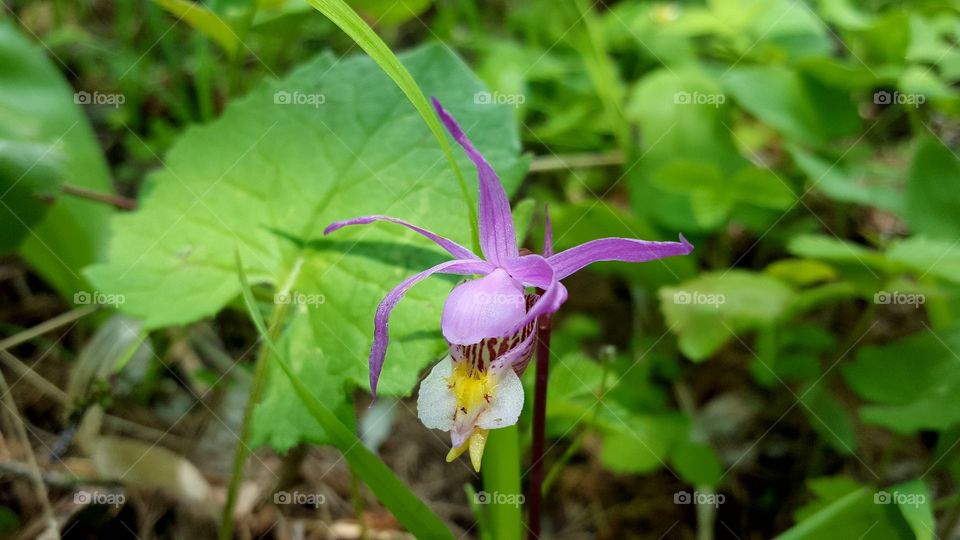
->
527;312;552;539
219;301;289;540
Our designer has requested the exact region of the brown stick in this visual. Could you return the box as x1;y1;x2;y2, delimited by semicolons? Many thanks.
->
60;184;137;210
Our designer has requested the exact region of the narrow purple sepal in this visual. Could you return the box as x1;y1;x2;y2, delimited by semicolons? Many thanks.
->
546;234;694;280
369;258;493;399
432;97;519;266
324;214;479;261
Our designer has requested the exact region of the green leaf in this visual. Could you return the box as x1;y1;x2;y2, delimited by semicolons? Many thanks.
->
0;21;114;297
764;259;837;286
659;270;795;361
235;251;454;540
780;477;913;540
651;160;794;227
670;436;722;486
481;426;522;540
887;235;960;285
799;384;857;455
545;352;605;436
152;0;240;55
731;166;795;209
787;235;888;270
86;45;525;448
249;307;352;450
890;479;934;540
722;66;859;145
906;137;960;240
0;141;64;252
598;414;685;474
787;145;901;213
842;329;960;433
627;67;747;231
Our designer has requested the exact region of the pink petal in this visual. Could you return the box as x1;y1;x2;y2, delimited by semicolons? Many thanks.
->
504;254;567;331
441;268;526;345
432;98;518;266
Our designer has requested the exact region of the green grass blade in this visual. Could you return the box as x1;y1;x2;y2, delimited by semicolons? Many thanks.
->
302;0;479;247
234;250;454;540
152;0;239;56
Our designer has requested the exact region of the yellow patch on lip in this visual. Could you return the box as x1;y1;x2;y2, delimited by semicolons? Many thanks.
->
449;361;494;418
443;362;497;471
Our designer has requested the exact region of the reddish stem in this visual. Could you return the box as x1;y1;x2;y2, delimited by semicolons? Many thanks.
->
527;311;552;539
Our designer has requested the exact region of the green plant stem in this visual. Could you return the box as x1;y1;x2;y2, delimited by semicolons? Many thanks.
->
226;1;258;100
194;33;215;122
349;463;369;540
482;425;522;540
675;382;716;540
219;301;290;540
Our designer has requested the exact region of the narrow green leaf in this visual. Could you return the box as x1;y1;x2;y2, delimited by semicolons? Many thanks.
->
480;425;522;540
234;250;453;540
776;488;871;540
891;479;934;540
303;0;478;246
152;0;240;55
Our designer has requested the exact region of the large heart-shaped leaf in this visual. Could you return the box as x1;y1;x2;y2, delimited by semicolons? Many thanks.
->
87;44;525;447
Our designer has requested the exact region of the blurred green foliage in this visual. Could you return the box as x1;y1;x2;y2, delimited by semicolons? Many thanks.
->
2;0;960;537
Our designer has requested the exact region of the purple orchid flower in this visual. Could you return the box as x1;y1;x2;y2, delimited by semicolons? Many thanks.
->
324;98;693;470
